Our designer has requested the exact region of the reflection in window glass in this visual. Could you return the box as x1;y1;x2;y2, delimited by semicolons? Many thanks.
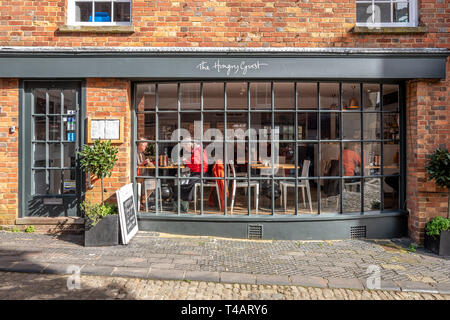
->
94;2;112;22
75;1;92;22
251;82;271;109
133;81;402;215
298;82;318;110
114;1;131;22
320;83;339;110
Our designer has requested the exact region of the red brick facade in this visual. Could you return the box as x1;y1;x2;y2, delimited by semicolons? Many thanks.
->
0;0;448;242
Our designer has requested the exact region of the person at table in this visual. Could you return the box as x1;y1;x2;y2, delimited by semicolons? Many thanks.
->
341;143;362;178
136;138;154;210
172;139;209;212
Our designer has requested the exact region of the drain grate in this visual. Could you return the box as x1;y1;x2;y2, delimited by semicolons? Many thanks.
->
248;224;263;239
350;226;367;239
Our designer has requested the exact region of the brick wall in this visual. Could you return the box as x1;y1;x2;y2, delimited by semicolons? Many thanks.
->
0;79;19;225
85;79;132;205
406;56;450;244
0;0;448;48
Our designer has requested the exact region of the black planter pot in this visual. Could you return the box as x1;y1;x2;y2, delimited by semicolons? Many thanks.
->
424;230;450;256
84;214;119;247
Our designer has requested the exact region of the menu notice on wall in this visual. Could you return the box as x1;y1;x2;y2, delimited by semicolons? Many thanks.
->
116;183;138;245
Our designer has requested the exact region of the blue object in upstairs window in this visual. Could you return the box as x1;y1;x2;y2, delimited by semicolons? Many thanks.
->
88;12;111;22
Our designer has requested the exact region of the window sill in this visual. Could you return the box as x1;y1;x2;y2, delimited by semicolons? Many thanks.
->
58;25;135;34
350;25;427;34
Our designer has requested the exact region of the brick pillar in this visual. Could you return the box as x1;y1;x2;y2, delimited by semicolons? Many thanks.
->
406;58;450;244
0;79;19;225
85;79;132;204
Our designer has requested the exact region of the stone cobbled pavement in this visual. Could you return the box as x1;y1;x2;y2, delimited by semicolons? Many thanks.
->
0;231;449;299
0;271;449;300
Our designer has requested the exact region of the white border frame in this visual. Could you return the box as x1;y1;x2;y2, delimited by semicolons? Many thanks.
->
356;0;418;27
116;183;139;245
67;0;132;26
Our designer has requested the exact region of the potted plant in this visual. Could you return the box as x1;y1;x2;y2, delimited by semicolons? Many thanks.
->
424;148;450;255
424;216;450;256
79;140;119;247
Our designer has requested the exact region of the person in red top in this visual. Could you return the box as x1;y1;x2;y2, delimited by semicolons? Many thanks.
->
183;142;208;174
342;143;362;177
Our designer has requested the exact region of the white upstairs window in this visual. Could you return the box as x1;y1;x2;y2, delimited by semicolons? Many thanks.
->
356;0;418;27
68;0;131;26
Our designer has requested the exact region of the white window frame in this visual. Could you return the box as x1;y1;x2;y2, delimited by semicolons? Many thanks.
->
356;0;418;27
67;0;132;26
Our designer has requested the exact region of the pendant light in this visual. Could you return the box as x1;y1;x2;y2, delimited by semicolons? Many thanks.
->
348;85;359;109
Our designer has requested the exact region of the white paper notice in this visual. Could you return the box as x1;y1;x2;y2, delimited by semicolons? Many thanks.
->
104;120;120;140
91;120;105;140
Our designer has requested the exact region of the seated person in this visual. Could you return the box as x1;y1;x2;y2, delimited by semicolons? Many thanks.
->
172;139;208;211
341;142;362;178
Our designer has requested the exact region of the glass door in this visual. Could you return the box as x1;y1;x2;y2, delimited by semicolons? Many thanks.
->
22;81;83;217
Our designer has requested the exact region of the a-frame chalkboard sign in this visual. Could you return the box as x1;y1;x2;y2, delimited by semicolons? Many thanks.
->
116;183;138;245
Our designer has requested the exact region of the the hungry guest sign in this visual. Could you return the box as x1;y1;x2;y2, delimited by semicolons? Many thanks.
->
116;183;138;245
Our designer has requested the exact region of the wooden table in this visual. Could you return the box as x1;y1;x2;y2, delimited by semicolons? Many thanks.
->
250;163;298;170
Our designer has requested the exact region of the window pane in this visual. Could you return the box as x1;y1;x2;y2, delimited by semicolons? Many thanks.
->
383;113;400;140
342;142;362;177
383;84;399;112
227;82;248;110
137;113;156;141
63;89;77;113
63;143;76;168
383;141;400;173
363;84;381;110
321;142;340;176
251;82;271;110
250;112;271;141
158;83;177;110
63;170;77;194
34;89;46;114
49;143;61;168
393;2;409;23
75;1;92;22
298;112;318;140
343;178;361;213
136;142;156;177
48;116;61;140
342;83;360;110
136;84;156;111
376;2;392;23
321;178;340;213
114;1;131;22
180;113;201;140
34;170;47;195
274;82;295;109
276;142;295;178
298;82;318;110
297;143;317;177
204;112;225;140
364;178;381;212
320;83;339;110
34;116;46;140
203;82;224;109
34;143;46;167
363;142;381;176
320;112;340;140
356;2;373;23
279;178;318;215
342;113;361;140
274;113;295;140
48;90;61;114
180;83;200;110
159;178;177;214
383;177;399;210
93;2;112;22
226;112;247;141
158;113;178;140
363;113;381;140
48;169;62;195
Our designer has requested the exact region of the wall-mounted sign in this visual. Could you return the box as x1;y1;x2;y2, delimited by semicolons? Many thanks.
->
195;59;269;76
116;183;138;245
43;198;63;205
87;117;124;144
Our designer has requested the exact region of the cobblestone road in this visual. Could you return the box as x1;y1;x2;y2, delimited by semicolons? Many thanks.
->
0;272;449;300
1;231;450;296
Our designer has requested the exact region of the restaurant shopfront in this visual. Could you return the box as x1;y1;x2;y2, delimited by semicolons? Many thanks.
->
1;47;448;240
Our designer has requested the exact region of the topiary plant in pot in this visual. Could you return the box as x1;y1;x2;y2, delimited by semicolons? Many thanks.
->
424;148;450;255
79;140;119;247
